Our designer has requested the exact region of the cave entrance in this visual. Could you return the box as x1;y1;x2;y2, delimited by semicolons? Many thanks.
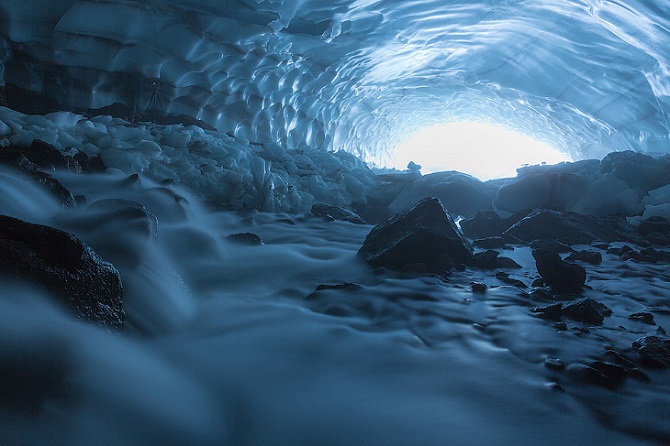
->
390;121;570;180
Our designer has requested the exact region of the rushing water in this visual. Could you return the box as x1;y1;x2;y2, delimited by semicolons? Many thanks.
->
1;165;668;445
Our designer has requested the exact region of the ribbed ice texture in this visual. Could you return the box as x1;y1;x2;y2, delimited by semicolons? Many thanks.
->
2;0;669;161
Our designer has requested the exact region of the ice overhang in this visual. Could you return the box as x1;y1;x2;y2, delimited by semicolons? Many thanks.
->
0;0;669;163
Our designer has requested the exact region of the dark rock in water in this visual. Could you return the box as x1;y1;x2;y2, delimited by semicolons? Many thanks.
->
315;282;361;292
544;358;566;371
504;210;646;245
460;209;530;239
0;150;77;207
468;250;499;269
602;349;650;382
471;282;487;293
565;250;602;265
553;322;568;331
628;312;656;325
531;278;545;288
473;236;507;249
226;232;264;245
588;361;628;386
530;239;573;254
632;335;670;368
562;298;612;325
637;216;670;238
358;197;473;273
0;216;124;328
311;204;366;224
533;302;563;321
566;363;617;389
496;256;522;269
532;249;586;294
495;271;527;288
21;139;69;170
612;245;670;263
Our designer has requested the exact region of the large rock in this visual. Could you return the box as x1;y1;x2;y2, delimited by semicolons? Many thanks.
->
311;204;366;224
532;248;586;294
358;197;473;273
460;209;531;239
0;215;124;328
632;335;670;368
0;150;77;207
562;298;612;325
505;209;646;245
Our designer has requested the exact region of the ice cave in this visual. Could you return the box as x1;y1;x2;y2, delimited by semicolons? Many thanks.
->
1;1;670;445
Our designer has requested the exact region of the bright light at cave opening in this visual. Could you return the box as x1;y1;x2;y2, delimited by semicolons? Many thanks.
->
390;121;571;180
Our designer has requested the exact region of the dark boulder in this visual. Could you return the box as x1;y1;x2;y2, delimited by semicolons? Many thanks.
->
468;250;499;269
225;232;264;245
0;215;124;328
358;197;473;273
532;248;586;294
473;236;507;249
565;250;603;265
628;312;656;325
562;298;612;325
530;238;573;253
632;335;670;368
637;216;670;238
460;209;530;239
505;210;646;245
0;150;76;207
311;204;366;224
495;271;527;288
21;139;69;170
533;302;563;321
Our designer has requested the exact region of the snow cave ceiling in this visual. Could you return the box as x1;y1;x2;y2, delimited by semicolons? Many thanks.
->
1;0;670;164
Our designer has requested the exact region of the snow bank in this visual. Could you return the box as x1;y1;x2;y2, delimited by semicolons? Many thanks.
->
0;107;376;213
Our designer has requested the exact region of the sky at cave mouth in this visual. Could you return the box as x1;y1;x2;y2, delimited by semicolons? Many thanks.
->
389;121;571;180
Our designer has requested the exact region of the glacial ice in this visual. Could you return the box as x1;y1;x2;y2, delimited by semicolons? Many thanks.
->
1;1;670;445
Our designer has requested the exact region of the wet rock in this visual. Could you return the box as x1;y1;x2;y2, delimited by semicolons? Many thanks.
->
602;349;650;382
632;335;670;368
562;298;612;325
0;150;77;207
20;139;69;170
533;302;563;321
0;215;124;328
544;358;566;371
530;238;573;253
471;282;487;293
315;282;362;292
566;363;617;389
226;232;264;245
473;236;507;249
553;322;568;331
495;271;527;288
496;256;522;269
311;204;366;224
637;216;670;238
504;209;646;245
628;312;656;325
532;248;586;294
459;209;531;239
589;361;627;386
565;250;602;265
358;197;473;273
468;250;499;269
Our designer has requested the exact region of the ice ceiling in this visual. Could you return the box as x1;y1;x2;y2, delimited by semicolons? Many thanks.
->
1;0;670;163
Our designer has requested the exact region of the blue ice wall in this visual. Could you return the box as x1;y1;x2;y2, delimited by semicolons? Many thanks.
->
1;1;669;161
